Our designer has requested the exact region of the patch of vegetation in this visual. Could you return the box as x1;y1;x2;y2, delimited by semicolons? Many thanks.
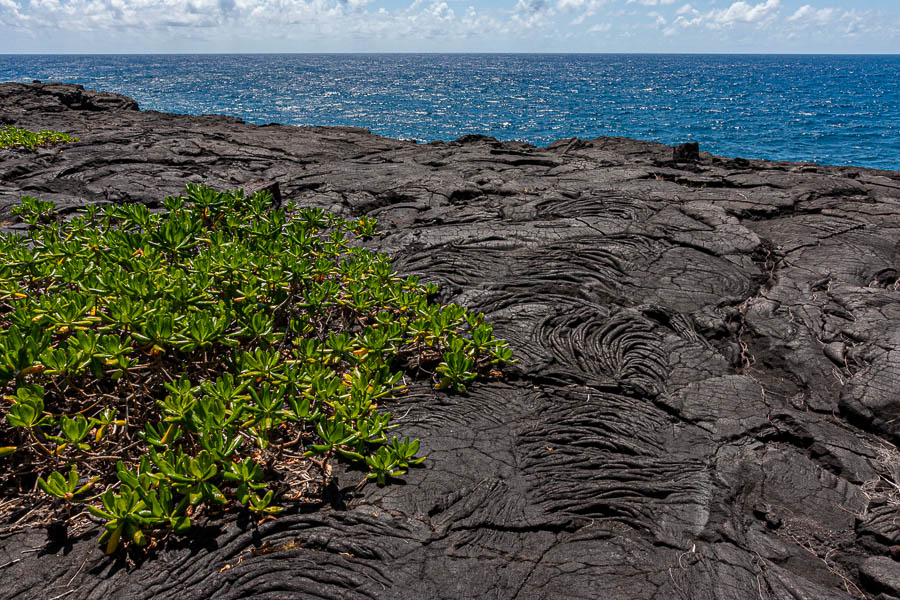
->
0;125;79;150
0;185;513;554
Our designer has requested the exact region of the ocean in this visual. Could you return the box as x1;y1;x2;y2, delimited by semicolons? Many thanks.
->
1;54;898;170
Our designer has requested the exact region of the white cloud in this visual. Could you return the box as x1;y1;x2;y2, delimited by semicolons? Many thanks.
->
626;0;674;5
663;13;699;34
664;0;780;32
2;0;897;51
557;0;605;25
706;0;780;27
0;0;514;44
788;4;812;21
834;8;879;37
556;0;597;12
788;4;836;24
511;0;554;28
0;0;24;25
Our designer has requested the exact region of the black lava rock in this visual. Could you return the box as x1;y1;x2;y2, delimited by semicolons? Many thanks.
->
1;82;899;600
672;141;700;162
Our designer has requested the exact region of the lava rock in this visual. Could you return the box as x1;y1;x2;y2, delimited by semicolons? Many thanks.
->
861;557;900;597
0;81;138;114
672;141;700;162
244;180;282;208
1;82;899;600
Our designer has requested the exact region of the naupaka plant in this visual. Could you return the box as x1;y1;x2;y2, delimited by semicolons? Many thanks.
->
0;125;78;151
0;184;513;555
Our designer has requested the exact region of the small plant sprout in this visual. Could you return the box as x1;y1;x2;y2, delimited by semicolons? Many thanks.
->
11;195;57;226
436;347;477;393
37;464;97;502
5;385;53;429
86;486;151;555
365;445;406;485
0;185;514;553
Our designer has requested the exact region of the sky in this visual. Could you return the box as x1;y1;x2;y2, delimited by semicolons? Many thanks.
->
0;0;898;53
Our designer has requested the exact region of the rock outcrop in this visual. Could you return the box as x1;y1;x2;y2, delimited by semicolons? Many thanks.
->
2;82;900;600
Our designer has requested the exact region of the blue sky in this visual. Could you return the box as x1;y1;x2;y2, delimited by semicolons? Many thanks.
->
1;0;898;53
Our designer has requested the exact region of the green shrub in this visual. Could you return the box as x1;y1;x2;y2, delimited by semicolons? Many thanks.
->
0;125;78;150
0;184;513;554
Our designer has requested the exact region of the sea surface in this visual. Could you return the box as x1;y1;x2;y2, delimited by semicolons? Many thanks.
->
1;54;898;170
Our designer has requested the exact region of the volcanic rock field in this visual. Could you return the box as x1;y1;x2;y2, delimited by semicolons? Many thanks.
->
2;82;900;599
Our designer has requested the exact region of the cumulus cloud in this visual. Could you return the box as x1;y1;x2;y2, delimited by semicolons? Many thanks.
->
6;0;262;29
511;0;554;28
3;0;454;35
832;8;884;37
661;0;780;33
663;13;699;34
0;0;24;27
788;4;837;24
557;0;605;25
2;0;897;51
0;0;522;47
788;4;812;20
655;0;897;48
647;10;666;25
706;0;780;27
626;0;674;6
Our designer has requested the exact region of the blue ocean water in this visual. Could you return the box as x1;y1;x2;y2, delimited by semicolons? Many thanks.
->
1;54;898;170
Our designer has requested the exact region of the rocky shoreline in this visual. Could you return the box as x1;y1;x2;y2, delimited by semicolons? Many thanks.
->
2;82;900;599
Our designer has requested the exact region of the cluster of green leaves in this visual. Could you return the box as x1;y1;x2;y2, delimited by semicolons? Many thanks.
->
0;184;513;554
0;125;78;151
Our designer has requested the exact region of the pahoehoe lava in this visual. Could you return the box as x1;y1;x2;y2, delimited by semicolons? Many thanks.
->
2;82;900;600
